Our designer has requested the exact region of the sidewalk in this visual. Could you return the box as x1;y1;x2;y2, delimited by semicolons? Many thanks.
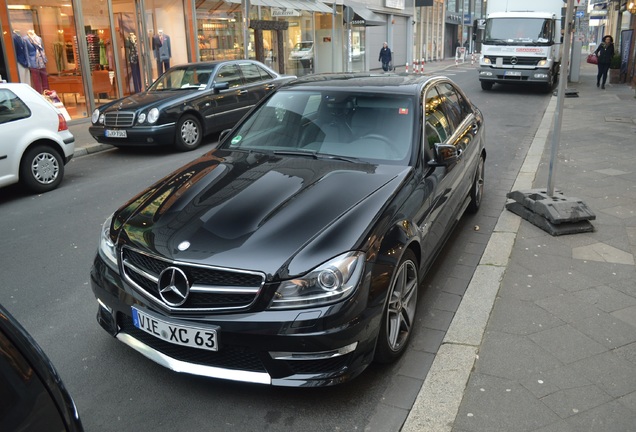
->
404;63;636;431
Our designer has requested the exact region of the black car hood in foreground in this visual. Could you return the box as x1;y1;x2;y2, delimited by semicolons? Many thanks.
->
113;149;411;279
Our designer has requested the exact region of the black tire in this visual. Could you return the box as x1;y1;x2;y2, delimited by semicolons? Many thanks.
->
480;81;493;91
467;155;485;214
175;114;202;152
19;144;64;193
374;249;419;364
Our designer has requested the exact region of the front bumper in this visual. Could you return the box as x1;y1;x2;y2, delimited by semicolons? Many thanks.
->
90;254;386;387
478;66;553;84
88;123;176;147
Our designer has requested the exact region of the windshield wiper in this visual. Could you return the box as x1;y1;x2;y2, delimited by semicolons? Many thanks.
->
273;149;318;158
273;149;361;163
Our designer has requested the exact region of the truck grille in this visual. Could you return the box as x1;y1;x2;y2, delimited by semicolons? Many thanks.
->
484;56;542;66
104;111;135;127
121;246;265;313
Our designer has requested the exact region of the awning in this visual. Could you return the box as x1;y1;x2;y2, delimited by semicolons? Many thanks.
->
226;0;333;13
343;0;386;26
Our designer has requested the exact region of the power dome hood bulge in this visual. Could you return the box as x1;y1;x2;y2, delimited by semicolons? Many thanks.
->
114;150;411;278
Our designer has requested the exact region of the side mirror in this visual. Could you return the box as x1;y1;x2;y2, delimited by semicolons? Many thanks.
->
429;143;461;166
212;82;230;94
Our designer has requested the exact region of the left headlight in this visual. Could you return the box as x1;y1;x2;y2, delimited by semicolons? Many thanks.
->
98;214;118;270
268;252;365;310
147;108;160;124
91;109;104;124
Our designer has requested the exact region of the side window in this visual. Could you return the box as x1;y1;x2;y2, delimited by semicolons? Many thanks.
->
0;89;31;125
255;64;275;80
424;87;452;151
215;64;243;88
239;63;263;84
435;83;464;129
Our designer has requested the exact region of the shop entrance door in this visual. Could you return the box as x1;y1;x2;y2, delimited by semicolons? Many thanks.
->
112;0;152;95
263;30;278;72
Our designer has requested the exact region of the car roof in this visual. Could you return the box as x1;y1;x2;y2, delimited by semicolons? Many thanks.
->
281;72;442;94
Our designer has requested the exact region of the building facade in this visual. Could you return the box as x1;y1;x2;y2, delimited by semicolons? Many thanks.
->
0;0;418;121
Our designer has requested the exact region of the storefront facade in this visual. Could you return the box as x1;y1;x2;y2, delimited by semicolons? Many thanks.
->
0;0;411;121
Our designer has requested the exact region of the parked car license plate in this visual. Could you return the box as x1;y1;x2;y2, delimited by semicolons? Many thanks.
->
131;307;219;351
505;71;522;77
106;129;127;138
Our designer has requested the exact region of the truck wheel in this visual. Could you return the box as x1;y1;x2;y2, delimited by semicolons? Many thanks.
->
481;81;493;90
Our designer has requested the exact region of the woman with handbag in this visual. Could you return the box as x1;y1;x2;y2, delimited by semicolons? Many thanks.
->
594;35;615;89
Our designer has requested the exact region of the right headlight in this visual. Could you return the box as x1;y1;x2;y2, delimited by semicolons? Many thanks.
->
268;252;365;310
98;214;118;270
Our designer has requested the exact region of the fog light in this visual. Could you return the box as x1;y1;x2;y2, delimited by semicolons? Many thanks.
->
480;71;493;77
534;73;548;79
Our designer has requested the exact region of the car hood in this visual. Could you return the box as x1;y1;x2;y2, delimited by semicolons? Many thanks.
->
102;90;194;112
114;150;411;279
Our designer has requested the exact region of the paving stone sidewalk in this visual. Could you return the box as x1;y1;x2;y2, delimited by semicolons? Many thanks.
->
407;62;636;431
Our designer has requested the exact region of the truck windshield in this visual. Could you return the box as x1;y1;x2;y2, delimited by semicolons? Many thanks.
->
484;18;553;45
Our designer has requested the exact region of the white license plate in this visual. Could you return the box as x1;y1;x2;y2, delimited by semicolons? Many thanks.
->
132;307;219;351
105;129;127;138
505;71;522;77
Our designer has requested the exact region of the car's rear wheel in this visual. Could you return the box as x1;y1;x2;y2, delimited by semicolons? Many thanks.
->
175;114;202;151
19;144;64;193
467;154;485;214
374;249;419;364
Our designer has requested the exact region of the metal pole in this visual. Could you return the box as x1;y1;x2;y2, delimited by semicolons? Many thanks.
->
547;0;574;197
243;0;250;59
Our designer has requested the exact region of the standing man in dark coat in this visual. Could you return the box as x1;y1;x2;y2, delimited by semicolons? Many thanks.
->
379;42;392;72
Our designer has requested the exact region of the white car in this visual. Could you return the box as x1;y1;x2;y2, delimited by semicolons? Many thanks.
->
0;83;75;193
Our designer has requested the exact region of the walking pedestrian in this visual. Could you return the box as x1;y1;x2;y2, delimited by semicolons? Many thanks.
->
378;42;392;72
594;35;614;89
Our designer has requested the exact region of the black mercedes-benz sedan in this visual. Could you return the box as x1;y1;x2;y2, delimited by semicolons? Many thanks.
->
90;73;486;387
88;60;296;151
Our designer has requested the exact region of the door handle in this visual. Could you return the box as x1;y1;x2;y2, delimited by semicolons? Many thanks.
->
265;85;275;90
238;90;248;95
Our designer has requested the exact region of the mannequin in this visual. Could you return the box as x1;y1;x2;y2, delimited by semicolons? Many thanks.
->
25;30;49;92
125;33;141;93
12;29;30;85
152;29;171;75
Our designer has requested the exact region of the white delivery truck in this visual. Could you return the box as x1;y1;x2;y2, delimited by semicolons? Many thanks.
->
477;0;563;91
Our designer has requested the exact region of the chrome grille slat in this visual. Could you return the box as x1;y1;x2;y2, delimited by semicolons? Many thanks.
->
120;246;265;313
104;111;135;127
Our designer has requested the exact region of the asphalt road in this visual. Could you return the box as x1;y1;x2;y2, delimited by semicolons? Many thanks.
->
0;67;552;431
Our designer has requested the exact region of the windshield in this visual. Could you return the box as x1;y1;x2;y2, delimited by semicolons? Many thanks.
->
484;18;553;45
148;64;218;91
222;90;415;165
292;42;313;52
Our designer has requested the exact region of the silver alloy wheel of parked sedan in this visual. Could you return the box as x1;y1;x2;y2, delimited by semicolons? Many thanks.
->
176;114;202;151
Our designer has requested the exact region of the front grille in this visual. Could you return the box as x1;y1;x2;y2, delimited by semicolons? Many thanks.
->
104;111;135;127
484;56;542;66
121;247;265;313
119;314;267;372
